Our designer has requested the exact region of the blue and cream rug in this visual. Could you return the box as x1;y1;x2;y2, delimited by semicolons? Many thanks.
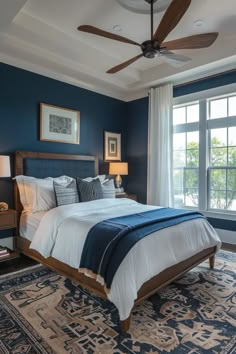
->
0;251;235;353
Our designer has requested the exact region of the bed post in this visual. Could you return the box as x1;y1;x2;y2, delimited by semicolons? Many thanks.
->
209;255;215;269
121;315;131;331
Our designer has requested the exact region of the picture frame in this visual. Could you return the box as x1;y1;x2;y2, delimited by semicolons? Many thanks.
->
104;131;121;161
40;103;80;144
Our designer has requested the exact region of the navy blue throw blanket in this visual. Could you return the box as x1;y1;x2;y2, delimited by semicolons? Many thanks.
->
79;208;205;289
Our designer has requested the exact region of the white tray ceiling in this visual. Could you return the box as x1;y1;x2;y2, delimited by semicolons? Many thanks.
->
0;0;236;101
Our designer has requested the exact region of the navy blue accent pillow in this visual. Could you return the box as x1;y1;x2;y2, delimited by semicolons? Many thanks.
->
76;178;103;202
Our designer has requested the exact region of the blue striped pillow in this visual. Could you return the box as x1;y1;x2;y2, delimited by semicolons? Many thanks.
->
54;179;79;206
101;179;115;198
76;178;103;202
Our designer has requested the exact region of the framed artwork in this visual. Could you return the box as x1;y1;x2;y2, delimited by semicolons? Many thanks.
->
40;103;80;144
104;131;121;161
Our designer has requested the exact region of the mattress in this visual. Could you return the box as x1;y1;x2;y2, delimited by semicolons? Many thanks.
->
20;211;46;241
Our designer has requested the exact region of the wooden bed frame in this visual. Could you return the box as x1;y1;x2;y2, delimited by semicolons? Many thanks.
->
14;151;217;331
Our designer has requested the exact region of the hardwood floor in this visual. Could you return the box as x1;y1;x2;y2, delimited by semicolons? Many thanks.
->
0;254;38;276
221;242;236;253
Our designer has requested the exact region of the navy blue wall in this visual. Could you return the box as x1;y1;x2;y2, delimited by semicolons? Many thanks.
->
174;70;236;97
0;63;127;238
126;70;236;231
126;97;149;204
1;62;236;238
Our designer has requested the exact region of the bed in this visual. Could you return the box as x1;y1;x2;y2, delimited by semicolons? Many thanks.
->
14;151;221;331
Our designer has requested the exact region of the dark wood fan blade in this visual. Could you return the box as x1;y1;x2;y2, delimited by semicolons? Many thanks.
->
162;33;219;50
78;25;141;47
107;54;143;74
153;0;191;44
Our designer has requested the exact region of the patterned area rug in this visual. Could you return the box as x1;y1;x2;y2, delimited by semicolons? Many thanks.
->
0;251;235;354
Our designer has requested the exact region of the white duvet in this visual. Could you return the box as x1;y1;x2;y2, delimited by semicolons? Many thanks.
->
30;198;221;320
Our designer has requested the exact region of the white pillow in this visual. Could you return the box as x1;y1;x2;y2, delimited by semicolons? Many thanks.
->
14;175;74;213
14;175;36;212
82;176;115;198
101;178;115;198
83;175;106;183
32;178;55;212
33;175;74;212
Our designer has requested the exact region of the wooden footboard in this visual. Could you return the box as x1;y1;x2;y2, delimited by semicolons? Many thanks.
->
15;236;107;299
16;236;217;331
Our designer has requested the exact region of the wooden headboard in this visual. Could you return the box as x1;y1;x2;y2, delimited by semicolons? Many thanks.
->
14;151;98;228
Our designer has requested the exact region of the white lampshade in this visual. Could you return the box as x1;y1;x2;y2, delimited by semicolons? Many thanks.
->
0;156;11;177
109;162;128;175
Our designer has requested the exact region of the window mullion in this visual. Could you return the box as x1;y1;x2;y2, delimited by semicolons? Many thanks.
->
199;99;207;211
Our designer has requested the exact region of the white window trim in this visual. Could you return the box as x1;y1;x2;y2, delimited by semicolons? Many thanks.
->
202;210;236;221
174;83;236;106
173;84;236;221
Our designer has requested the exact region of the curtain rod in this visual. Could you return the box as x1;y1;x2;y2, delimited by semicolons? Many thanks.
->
174;68;236;89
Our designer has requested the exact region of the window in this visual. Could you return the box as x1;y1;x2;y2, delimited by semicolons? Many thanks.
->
208;95;236;211
173;103;199;208
173;93;236;214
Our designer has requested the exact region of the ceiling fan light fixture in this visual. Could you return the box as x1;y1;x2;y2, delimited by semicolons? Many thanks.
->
142;40;160;58
144;50;159;58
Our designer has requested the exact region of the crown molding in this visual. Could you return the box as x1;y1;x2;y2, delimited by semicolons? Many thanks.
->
1;42;236;103
0;52;128;102
125;56;236;101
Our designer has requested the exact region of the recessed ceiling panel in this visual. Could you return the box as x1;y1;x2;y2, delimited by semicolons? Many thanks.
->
116;0;172;14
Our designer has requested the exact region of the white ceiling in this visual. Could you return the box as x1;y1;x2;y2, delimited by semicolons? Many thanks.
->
1;0;236;101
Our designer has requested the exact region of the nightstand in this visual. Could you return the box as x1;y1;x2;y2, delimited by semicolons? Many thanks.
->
0;209;18;262
0;209;17;231
116;193;137;201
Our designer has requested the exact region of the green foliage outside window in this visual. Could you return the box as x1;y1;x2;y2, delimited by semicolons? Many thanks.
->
174;137;236;210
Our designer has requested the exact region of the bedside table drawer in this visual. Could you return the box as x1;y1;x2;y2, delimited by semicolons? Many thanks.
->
0;210;17;230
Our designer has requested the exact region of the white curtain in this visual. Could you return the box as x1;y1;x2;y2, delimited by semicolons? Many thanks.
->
147;84;173;207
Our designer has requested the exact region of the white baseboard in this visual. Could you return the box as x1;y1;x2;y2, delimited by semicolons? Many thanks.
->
0;237;14;250
216;229;236;245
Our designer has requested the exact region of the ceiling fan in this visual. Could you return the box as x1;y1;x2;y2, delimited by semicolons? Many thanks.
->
78;0;218;74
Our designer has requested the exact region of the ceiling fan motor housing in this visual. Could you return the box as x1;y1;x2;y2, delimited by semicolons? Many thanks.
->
141;40;160;58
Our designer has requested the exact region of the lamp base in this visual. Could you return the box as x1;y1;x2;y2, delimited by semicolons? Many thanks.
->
115;187;124;193
115;174;122;189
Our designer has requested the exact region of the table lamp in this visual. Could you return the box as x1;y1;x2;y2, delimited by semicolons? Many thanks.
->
0;155;11;211
109;162;128;192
